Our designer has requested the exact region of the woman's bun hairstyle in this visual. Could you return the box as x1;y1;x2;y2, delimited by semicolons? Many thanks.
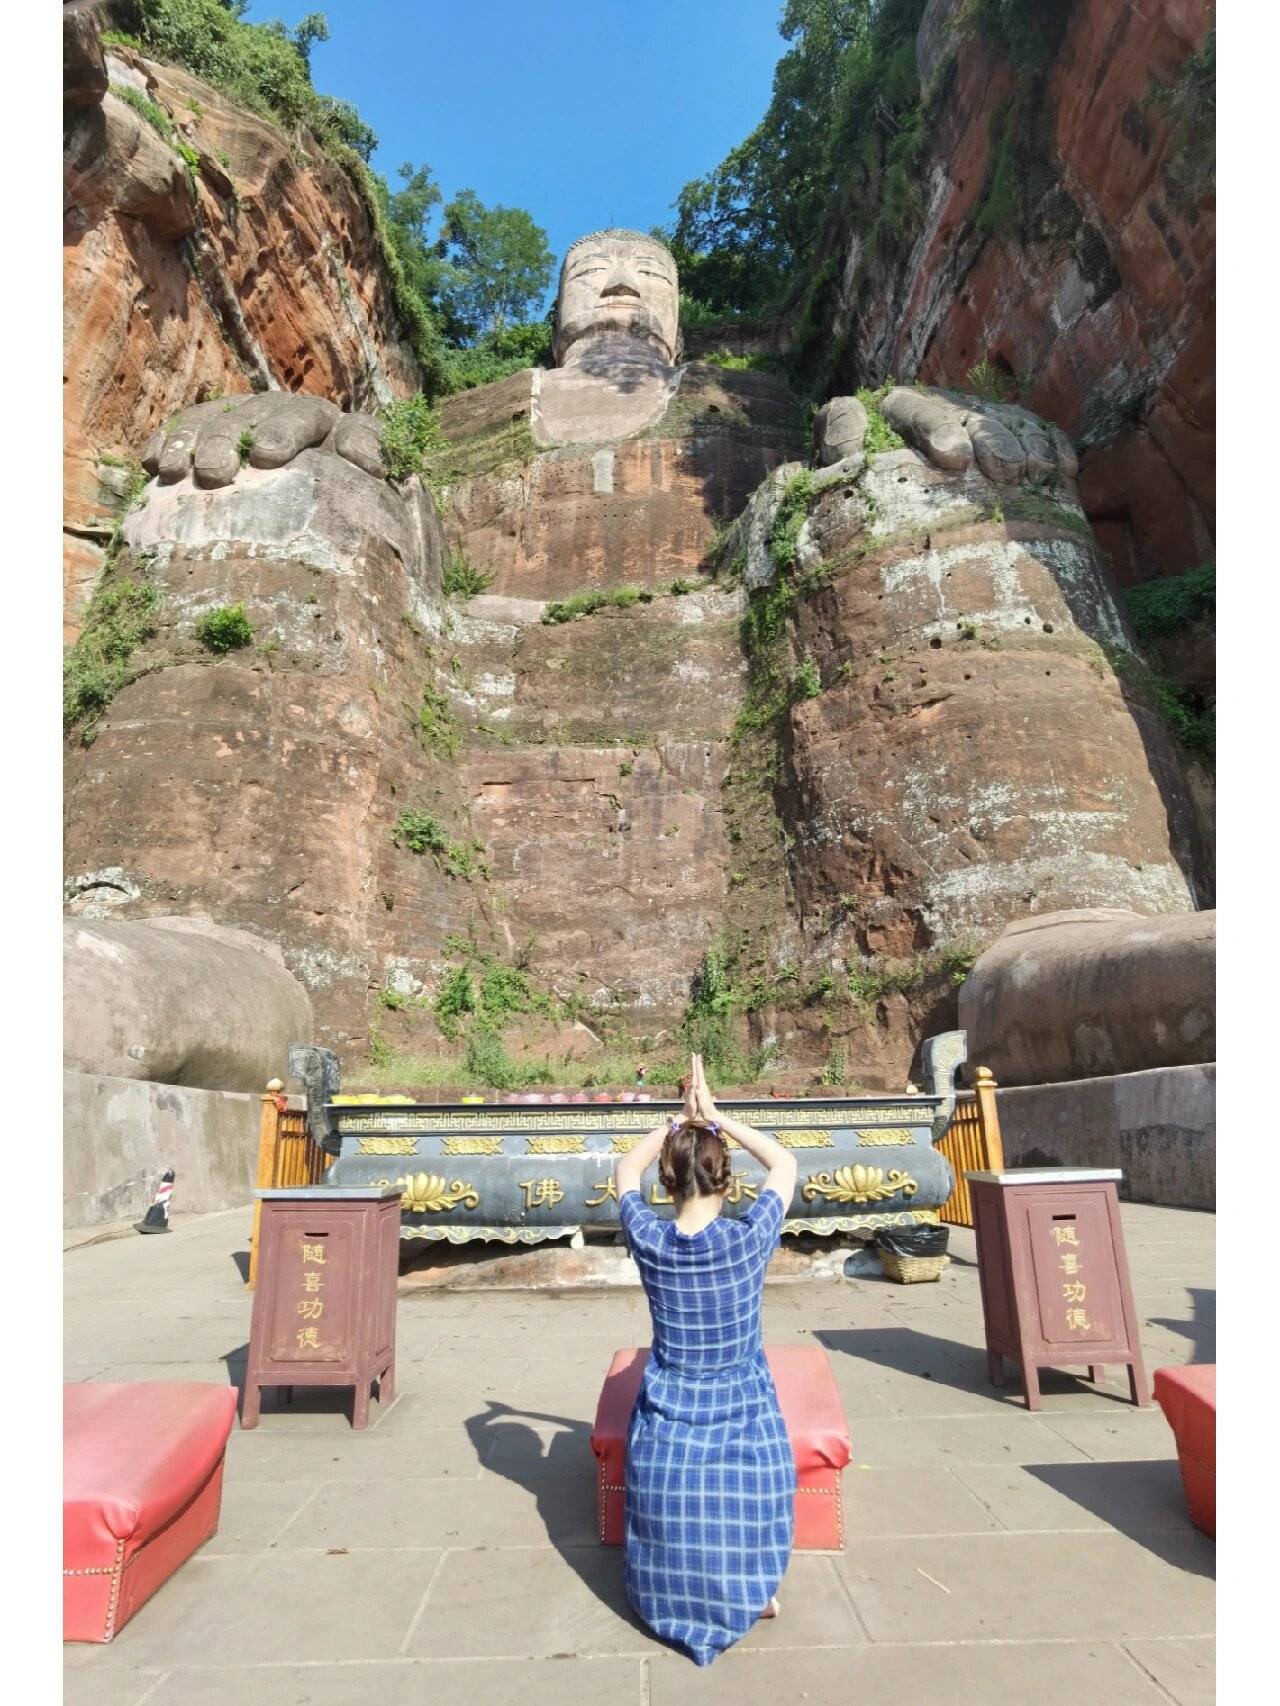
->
659;1120;731;1201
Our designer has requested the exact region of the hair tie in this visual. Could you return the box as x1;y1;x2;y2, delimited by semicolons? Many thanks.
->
666;1116;683;1135
706;1121;720;1136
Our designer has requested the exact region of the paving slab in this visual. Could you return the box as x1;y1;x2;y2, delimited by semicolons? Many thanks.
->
1124;1637;1216;1706
79;1549;443;1667
950;1459;1190;1534
647;1639;1181;1704
838;1529;1214;1643
64;1199;1213;1695
146;1656;641;1706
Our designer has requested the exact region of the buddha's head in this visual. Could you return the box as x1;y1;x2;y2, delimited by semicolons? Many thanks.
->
552;229;680;369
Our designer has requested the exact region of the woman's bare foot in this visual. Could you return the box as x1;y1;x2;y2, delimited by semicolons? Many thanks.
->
758;1595;779;1620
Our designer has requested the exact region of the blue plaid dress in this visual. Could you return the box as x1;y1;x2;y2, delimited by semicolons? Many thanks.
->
618;1187;796;1665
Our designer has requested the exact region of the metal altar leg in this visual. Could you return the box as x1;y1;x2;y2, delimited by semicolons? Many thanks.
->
352;1378;371;1431
380;1360;395;1405
1087;1366;1099;1383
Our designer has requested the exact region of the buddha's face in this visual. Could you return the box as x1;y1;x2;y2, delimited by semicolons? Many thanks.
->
553;233;680;367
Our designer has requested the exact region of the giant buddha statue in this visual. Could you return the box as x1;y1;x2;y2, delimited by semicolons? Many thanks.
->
65;223;1201;1081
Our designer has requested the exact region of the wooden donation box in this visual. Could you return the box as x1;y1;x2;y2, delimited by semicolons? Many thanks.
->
965;1169;1148;1412
243;1186;401;1430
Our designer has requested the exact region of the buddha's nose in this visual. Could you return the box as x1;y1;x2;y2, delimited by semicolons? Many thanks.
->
599;260;642;300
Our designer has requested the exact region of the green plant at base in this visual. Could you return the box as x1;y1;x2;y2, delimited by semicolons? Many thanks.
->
1110;650;1214;763
367;1027;392;1068
434;964;477;1037
63;579;161;733
792;654;822;699
770;470;815;572
966;358;1021;404
819;1042;848;1087
855;384;906;453
542;585;654;624
235;428;254;465
379;394;440;483
115;82;177;145
701;351;778;372
1123;562;1214;642
194;603;252;653
391;810;449;857
442;554;494;597
391;810;487;877
416;681;461;759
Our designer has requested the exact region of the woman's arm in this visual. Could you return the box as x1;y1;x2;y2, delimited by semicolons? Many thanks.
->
693;1053;797;1206
613;1121;670;1201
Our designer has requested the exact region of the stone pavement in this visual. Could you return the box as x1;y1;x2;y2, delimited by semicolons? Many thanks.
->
64;1203;1215;1705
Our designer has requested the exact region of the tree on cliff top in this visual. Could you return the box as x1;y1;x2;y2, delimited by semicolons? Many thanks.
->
669;0;926;319
108;3;554;392
437;191;554;338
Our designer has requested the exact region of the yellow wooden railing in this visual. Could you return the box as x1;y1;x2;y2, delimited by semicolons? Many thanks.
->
246;1078;332;1288
936;1066;1004;1228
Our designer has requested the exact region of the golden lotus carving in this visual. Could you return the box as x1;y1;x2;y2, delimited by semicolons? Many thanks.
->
394;1173;480;1213
802;1165;919;1205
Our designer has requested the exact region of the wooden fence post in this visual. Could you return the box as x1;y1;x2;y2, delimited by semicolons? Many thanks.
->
246;1078;285;1290
973;1065;1005;1171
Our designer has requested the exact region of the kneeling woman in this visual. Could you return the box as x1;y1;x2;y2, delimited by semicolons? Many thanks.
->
613;1053;798;1666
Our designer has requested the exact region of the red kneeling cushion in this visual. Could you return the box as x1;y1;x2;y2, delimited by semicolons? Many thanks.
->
64;1383;238;1641
1153;1364;1215;1539
591;1346;852;1550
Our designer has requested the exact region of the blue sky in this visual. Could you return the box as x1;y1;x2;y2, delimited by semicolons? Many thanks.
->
244;1;785;288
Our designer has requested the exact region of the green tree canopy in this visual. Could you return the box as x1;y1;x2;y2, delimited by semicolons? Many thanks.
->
437;190;554;337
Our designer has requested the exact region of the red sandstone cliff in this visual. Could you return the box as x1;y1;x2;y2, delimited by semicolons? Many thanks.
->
63;21;420;639
825;0;1214;589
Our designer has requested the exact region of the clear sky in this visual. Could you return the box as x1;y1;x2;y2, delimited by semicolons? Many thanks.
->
244;1;785;286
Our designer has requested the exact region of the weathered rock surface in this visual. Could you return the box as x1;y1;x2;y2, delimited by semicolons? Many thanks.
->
437;363;804;601
776;443;1201;964
420;364;805;1025
824;0;1214;585
63;915;313;1091
958;908;1215;1087
63;419;472;1045
63;34;419;638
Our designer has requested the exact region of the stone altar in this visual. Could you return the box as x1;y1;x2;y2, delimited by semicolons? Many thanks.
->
321;1030;966;1246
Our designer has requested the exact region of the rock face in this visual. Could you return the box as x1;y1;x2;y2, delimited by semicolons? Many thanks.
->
958;908;1215;1086
63;418;471;1044
63;32;419;638
823;0;1214;586
435;362;803;1020
63;915;313;1092
774;438;1201;964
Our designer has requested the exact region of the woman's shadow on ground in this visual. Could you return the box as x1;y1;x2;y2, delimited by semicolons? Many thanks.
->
465;1399;645;1628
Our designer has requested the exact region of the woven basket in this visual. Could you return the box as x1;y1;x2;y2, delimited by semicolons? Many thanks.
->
877;1248;950;1285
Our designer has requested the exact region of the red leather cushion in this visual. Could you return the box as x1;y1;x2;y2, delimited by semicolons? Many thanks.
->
1153;1365;1215;1539
1153;1365;1216;1467
64;1384;238;1567
591;1345;851;1487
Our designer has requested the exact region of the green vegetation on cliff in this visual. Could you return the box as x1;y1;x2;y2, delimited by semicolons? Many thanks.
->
1123;563;1215;642
64;578;161;735
108;3;553;396
194;603;253;652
